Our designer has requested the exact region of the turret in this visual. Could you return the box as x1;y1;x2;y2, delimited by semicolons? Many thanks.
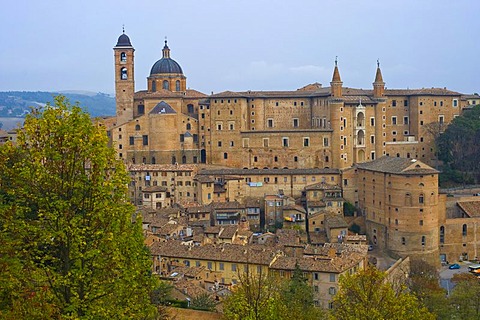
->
114;28;135;125
330;57;343;98
373;60;385;98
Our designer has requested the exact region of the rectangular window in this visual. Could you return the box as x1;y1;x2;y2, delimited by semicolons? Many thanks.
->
330;273;336;282
219;263;224;270
293;118;299;127
370;135;375;144
263;138;269;147
231;264;237;271
323;137;329;147
267;119;274;128
403;116;409;125
282;137;289;147
230;141;234;147
392;116;397;125
392;100;397;107
243;138;249;148
303;137;310;147
129;136;134;145
439;115;444;124
370;117;375;126
453;99;458;107
371;151;375;160
404;100;408;107
142;135;148;145
218;141;222;147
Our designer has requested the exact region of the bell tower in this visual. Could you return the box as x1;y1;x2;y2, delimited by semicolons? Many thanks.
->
114;28;135;125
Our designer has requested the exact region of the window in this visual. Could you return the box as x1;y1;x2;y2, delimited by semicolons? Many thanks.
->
282;137;289;147
402;237;406;245
217;123;222;131
219;263;224;270
370;135;375;144
230;141;234;147
223;152;228;159
293;118;299;127
243;138;249;148
142;135;148;145
163;80;169;90
421;236;426;246
329;273;336;282
403;116;409;125
267;119;274;128
138;104;145;115
120;52;127;62
314;273;319;280
420;220;423;226
392;100;397;107
392;116;397;125
231;264;237;271
323;137;329;147
419;194;424;204
404;100;408;107
121;67;127;80
463;224;467;237
175;80;180;91
207;262;213;269
263;138;269;147
453;99;458;107
303;137;310;147
129;136;134;145
371;151;375;160
370;117;375;126
329;287;336;295
439;115;444;124
440;226;445;244
135;124;141;131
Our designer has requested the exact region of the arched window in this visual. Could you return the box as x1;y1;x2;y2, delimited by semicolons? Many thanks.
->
120;52;127;62
440;226;445;243
152;81;156;92
135;124;140;131
151;157;156;164
463;224;467;237
121;67;128;80
405;193;412;206
186;123;191;130
142;157;146;164
182;155;187;163
163;80;169;90
419;193;424;204
176;80;181;91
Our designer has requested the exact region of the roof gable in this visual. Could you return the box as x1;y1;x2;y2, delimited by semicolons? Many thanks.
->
150;101;177;114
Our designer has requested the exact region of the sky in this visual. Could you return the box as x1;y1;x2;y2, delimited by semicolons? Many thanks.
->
1;0;479;95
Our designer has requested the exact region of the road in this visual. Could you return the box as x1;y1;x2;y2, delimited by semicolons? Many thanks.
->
439;261;473;295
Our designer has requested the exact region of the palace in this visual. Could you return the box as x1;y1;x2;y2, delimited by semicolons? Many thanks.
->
107;31;478;267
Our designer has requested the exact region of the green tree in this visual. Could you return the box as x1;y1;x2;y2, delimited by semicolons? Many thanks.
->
280;263;325;319
0;96;158;319
190;293;217;312
408;260;451;319
331;267;435;320
222;269;284;320
437;105;480;184
449;274;480;320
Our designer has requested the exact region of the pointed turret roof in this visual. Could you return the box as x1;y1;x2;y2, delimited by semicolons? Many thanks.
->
374;60;384;83
332;58;342;82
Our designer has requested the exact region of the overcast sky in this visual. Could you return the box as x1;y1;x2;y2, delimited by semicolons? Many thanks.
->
1;0;478;95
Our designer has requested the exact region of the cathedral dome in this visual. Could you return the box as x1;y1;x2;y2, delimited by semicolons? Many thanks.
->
150;40;183;75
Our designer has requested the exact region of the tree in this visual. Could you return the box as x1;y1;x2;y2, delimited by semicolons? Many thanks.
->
408;260;451;319
0;96;158;319
190;293;217;312
223;269;284;320
437;105;480;185
331;267;435;320
280;263;325;319
449;274;480;320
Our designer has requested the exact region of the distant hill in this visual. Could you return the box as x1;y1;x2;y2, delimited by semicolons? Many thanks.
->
0;91;116;118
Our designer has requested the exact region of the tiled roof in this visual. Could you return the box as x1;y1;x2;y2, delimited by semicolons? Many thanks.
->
325;214;348;229
143;186;167;193
134;88;207;99
212;201;244;210
356;156;438;175
128;163;196;172
457;201;480;218
151;241;279;265
218;225;238;239
197;168;340;176
305;182;341;191
283;204;306;214
385;88;461;96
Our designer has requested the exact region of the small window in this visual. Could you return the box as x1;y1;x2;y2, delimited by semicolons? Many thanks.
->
163;80;169;90
463;224;467;237
402;237;406;245
392;100;397;107
323;137;329;147
392;116;397;125
121;67;128;80
176;80;180;91
120;52;127;62
293;118;299;128
135;124;141;131
142;135;148;145
268;119;274;128
303;137;310;147
421;236;426;246
282;137;289;147
223;153;228;159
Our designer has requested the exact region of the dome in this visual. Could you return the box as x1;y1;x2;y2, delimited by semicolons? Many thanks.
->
149;40;183;75
116;33;132;47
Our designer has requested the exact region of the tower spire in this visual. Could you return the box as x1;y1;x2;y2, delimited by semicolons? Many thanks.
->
373;59;385;98
330;57;343;98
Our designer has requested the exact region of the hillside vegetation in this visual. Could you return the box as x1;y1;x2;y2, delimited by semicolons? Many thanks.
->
0;91;115;118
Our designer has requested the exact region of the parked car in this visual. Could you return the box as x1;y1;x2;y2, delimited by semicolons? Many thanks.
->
449;263;461;270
